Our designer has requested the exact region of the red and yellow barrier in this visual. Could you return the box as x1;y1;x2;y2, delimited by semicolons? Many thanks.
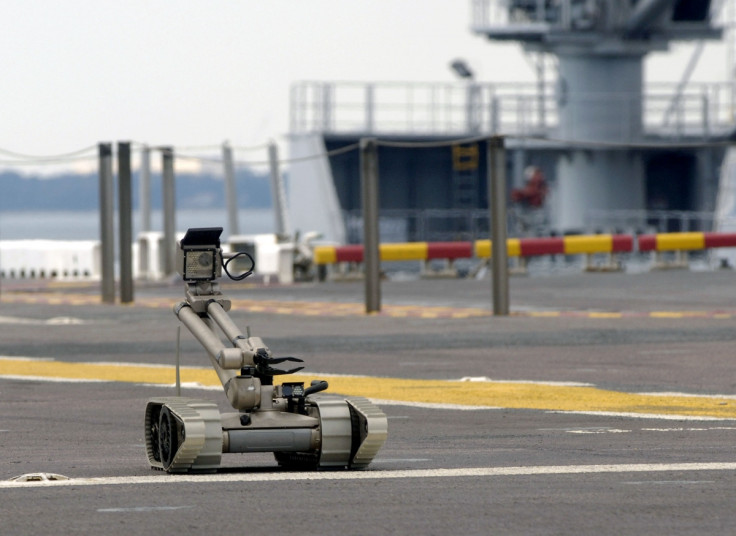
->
638;232;736;252
312;232;736;273
313;234;633;265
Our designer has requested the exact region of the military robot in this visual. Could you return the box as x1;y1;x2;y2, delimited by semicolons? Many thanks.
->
144;227;387;473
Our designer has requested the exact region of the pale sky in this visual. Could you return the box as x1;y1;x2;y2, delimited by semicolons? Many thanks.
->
0;0;731;169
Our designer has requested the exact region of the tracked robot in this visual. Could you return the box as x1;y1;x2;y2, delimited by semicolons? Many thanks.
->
144;227;387;473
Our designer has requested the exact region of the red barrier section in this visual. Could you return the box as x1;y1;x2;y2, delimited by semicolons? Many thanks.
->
519;237;565;257
638;235;657;251
612;235;634;252
427;241;474;260
335;245;364;263
704;233;736;249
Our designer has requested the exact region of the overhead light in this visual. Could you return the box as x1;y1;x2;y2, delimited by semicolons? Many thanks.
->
450;59;474;79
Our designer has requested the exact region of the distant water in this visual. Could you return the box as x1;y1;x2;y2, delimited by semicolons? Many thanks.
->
0;208;276;240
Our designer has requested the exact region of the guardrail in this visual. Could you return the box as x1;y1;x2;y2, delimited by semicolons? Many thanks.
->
314;231;736;278
638;232;736;269
314;233;634;277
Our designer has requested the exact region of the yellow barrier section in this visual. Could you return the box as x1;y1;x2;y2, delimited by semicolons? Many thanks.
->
474;240;490;258
313;246;337;265
564;234;612;255
380;242;428;261
474;239;520;258
507;238;521;257
656;232;705;251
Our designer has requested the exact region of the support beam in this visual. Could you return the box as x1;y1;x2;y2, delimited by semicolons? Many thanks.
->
139;145;151;232
98;142;115;304
268;141;291;237
625;0;677;36
488;136;510;316
361;138;381;314
222;142;239;238
161;147;176;276
117;141;134;303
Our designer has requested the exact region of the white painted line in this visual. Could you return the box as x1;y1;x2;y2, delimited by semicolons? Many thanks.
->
564;426;736;435
2;462;736;489
374;458;432;463
97;506;193;513
457;377;595;387
641;427;736;432
546;410;736;422
371;399;499;411
637;391;736;400
622;480;715;486
0;356;55;362
568;429;632;434
0;316;85;326
0;374;108;384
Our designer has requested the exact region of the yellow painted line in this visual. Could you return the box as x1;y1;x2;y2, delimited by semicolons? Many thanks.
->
588;312;622;319
2;357;736;419
650;312;686;319
0;358;218;386
3;292;736;320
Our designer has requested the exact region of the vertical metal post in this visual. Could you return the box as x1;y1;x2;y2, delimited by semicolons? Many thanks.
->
268;141;291;237
537;53;546;129
161;147;176;276
361;138;381;314
490;96;500;134
365;84;375;132
140;144;151;232
466;82;481;134
222;141;239;238
117;141;134;304
322;83;332;131
488;136;509;316
98;142;115;304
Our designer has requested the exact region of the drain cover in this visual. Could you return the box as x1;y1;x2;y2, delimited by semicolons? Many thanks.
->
9;473;70;482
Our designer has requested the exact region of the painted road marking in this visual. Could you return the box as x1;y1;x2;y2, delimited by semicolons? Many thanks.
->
558;426;736;434
2;356;736;420
0;315;85;325
3;462;736;489
621;480;716;486
4;291;736;319
97;506;193;513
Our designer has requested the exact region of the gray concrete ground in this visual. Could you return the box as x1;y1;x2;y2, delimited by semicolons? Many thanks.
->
2;271;736;534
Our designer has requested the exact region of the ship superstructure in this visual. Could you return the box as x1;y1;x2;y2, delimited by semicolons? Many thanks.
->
288;0;735;241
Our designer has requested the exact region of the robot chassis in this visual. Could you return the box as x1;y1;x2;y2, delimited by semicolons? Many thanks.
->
144;228;387;473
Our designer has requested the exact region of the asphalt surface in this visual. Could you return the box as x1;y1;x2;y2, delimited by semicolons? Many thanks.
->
3;270;736;534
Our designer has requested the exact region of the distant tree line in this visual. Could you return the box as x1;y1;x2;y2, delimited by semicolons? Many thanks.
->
0;169;274;211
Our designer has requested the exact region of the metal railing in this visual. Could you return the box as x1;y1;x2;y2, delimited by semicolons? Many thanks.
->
342;208;720;244
584;209;717;234
470;0;721;30
290;80;736;140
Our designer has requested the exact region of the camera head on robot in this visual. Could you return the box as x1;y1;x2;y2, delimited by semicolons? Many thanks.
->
177;227;223;282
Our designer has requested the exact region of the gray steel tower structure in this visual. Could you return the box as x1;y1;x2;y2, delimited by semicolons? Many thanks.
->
472;0;727;231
